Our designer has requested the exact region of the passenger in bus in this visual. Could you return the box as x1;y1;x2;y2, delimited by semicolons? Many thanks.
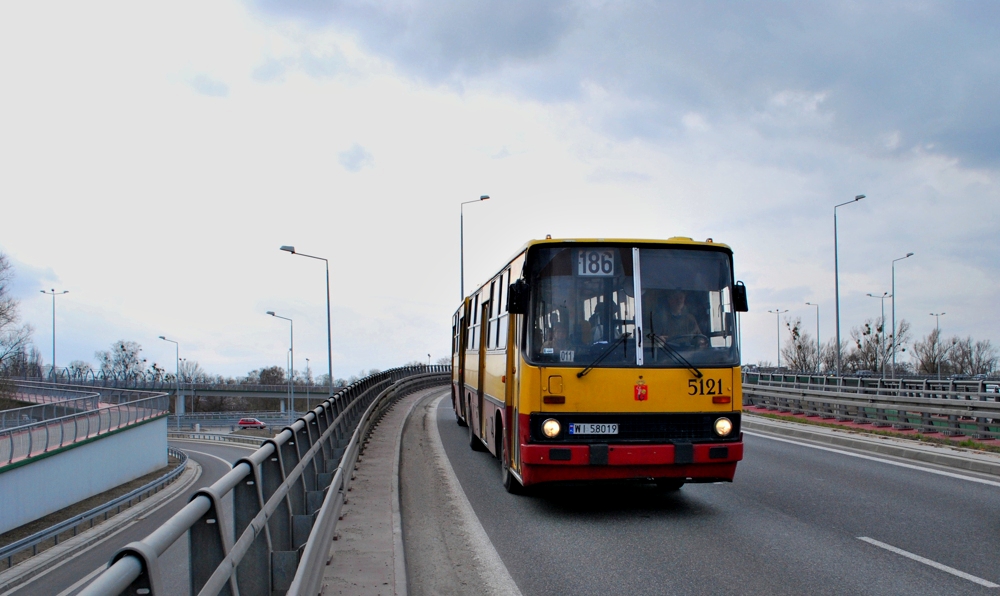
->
542;322;570;353
652;291;707;347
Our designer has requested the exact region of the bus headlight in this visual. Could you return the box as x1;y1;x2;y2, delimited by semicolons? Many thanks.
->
714;417;733;437
542;418;561;438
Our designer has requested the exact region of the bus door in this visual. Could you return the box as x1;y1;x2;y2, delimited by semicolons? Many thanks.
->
457;313;467;420
476;300;490;437
505;309;519;471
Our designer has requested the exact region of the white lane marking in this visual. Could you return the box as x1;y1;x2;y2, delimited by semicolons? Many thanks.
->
54;564;105;596
177;448;234;469
858;537;999;588
743;430;1000;487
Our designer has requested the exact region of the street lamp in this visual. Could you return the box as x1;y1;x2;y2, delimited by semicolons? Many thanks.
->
305;357;310;404
866;292;890;376
158;336;181;424
834;194;865;378
890;252;914;379
40;289;69;380
805;302;820;373
930;312;946;380
280;245;334;398
460;195;490;300
267;311;294;424
767;309;789;368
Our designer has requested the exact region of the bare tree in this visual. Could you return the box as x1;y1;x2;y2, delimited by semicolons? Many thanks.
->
781;317;818;372
911;328;954;375
949;337;998;376
95;340;147;380
179;359;208;383
0;253;34;377
818;338;847;374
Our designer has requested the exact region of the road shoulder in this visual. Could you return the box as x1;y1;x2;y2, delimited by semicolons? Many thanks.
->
399;392;521;596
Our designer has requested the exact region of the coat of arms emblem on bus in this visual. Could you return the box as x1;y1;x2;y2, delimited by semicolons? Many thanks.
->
634;377;648;401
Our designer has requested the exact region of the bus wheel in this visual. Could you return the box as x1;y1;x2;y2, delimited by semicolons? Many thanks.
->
654;478;684;492
499;427;526;495
468;399;487;452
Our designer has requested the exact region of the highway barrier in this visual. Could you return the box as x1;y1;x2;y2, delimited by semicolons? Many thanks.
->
744;375;1000;439
80;365;450;596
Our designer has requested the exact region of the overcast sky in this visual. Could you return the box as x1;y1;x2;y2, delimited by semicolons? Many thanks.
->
2;1;998;379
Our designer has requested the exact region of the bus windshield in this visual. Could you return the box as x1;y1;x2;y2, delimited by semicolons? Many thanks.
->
526;244;739;368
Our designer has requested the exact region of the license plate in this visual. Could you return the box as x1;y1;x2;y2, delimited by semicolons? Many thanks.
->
569;423;618;435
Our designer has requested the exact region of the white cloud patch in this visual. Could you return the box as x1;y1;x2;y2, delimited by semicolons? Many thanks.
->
338;143;374;172
190;74;230;97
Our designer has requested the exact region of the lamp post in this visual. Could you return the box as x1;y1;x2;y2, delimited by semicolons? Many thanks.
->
305;357;310;405
834;194;865;378
158;336;181;423
890;252;914;379
930;312;946;380
767;309;789;368
40;289;69;380
267;311;294;424
460;195;490;300
866;292;890;376
280;246;333;398
805;302;820;373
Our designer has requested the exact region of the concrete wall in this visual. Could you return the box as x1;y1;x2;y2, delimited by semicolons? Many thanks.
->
0;417;167;534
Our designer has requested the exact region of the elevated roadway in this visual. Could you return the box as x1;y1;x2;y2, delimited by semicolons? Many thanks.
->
1;439;259;596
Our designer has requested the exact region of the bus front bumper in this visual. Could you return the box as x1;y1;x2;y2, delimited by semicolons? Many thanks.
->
518;437;743;485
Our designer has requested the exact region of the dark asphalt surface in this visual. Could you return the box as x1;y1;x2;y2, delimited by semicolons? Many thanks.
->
6;439;256;596
436;398;1000;595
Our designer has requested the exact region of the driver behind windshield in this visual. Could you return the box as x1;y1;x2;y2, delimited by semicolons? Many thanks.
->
652;290;705;346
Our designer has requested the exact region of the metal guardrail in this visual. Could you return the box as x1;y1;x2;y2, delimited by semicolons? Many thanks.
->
1;385;170;468
743;382;1000;439
80;365;450;596
745;371;999;394
1;383;102;430
0;447;189;571
167;432;267;448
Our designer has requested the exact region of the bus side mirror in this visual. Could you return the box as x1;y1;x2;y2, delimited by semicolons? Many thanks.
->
508;279;529;314
733;282;749;312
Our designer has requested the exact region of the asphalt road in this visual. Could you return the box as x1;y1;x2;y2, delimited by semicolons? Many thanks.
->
3;439;257;596
435;398;1000;595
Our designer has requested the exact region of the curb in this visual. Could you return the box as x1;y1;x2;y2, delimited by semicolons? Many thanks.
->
743;413;1000;478
0;459;202;594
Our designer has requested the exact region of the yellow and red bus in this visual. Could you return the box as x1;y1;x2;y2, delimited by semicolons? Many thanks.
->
451;237;749;493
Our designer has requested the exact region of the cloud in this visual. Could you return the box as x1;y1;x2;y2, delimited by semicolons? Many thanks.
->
248;1;1000;167
338;143;374;172
190;74;230;97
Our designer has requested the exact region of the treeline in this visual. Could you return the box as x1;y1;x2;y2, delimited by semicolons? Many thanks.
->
769;317;998;376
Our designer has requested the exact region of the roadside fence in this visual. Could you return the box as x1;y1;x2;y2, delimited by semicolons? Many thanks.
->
80;365;450;596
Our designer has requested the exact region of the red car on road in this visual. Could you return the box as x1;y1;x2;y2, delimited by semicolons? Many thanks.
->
237;418;266;430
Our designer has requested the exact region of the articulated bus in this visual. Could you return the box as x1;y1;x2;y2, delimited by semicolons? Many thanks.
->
451;237;749;493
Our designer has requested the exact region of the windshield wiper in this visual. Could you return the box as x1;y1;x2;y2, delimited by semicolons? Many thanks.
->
577;332;631;378
647;327;703;378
